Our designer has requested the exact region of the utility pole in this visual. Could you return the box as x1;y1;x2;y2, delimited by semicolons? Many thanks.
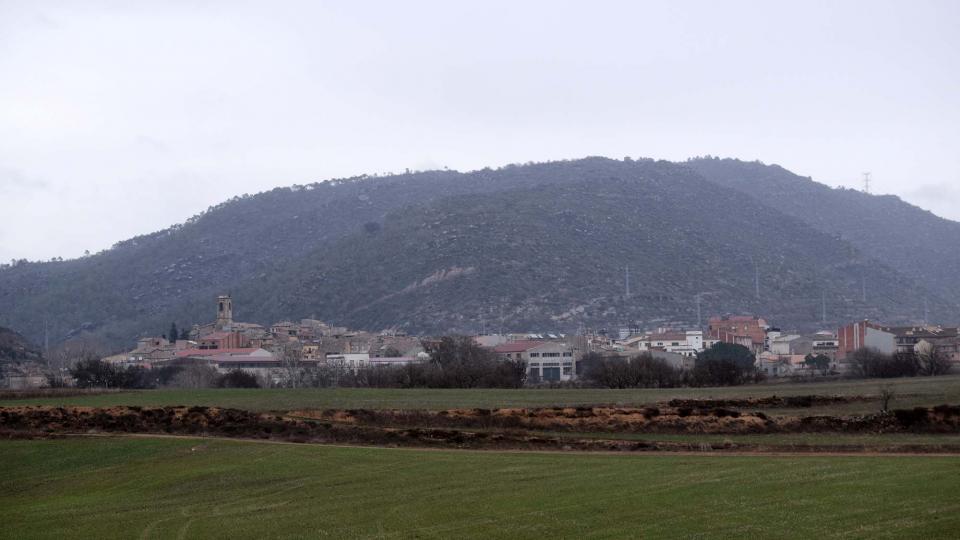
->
861;275;867;303
43;318;49;358
754;259;760;301
695;294;702;328
625;265;631;298
862;172;871;194
924;298;929;325
821;290;827;325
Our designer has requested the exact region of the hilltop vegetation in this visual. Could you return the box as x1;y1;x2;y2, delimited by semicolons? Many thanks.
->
0;157;955;347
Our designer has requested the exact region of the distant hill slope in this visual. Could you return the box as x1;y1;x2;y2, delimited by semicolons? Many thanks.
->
0;157;952;347
685;157;960;308
0;326;41;362
242;166;943;334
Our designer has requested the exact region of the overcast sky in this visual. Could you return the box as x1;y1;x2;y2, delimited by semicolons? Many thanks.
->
1;1;958;262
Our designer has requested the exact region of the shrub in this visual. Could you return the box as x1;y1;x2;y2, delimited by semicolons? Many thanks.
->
849;349;919;379
580;352;682;389
216;369;261;388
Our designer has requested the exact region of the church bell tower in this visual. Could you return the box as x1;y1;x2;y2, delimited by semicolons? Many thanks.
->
216;294;233;329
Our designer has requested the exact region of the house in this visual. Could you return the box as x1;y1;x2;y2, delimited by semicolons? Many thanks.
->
493;341;575;382
757;352;806;377
628;330;704;357
207;349;321;386
369;335;425;358
270;321;299;337
809;333;839;359
868;325;960;368
837;321;896;359
708;315;769;354
324;352;371;373
474;334;509;348
367;356;425;368
197;331;249;350
0;362;47;389
769;335;812;356
176;347;262;361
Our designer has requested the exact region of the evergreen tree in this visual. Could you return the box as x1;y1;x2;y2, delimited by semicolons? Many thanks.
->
169;322;178;343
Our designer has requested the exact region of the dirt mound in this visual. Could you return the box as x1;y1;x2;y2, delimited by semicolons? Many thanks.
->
2;404;958;452
0;405;730;452
666;395;865;409
290;406;775;434
291;404;960;435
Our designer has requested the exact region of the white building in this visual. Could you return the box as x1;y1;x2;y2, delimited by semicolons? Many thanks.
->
627;330;705;357
493;341;576;382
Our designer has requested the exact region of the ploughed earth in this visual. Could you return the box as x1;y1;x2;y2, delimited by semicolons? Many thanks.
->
2;396;960;453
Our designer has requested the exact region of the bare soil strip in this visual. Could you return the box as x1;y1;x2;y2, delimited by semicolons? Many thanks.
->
2;404;959;454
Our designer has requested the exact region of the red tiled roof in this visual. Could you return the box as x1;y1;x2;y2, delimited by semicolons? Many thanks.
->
176;348;259;357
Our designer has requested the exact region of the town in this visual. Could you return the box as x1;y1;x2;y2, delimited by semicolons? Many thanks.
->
54;293;952;389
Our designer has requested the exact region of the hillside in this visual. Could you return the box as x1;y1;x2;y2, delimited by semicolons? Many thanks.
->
0;157;953;347
0;327;41;362
243;167;942;334
685;157;960;308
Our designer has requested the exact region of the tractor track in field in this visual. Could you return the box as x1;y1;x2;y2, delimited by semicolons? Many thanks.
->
49;432;960;457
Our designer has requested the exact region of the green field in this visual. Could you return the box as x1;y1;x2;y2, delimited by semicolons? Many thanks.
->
1;437;958;539
3;374;959;414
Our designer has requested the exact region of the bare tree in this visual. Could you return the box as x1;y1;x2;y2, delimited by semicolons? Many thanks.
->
46;336;108;386
275;341;305;388
172;363;219;388
916;342;952;376
879;384;895;412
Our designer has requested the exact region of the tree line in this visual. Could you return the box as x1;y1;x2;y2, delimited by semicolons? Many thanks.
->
579;342;761;389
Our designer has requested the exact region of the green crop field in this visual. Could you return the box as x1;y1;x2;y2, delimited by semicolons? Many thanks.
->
1;437;958;539
3;374;960;414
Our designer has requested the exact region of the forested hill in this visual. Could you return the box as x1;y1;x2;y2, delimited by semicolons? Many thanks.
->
0;157;953;348
686;157;960;307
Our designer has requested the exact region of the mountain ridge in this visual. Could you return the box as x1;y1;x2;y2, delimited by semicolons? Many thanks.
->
0;156;954;348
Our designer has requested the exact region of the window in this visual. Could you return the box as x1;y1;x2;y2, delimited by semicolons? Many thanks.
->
542;367;561;381
529;352;540;357
563;366;572;375
562;352;572;357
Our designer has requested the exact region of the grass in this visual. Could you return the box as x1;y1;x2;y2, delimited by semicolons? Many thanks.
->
2;374;959;413
1;437;959;539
